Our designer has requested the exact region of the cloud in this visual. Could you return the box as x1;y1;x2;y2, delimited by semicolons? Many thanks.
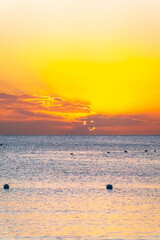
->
81;114;144;127
0;91;160;135
0;92;18;100
0;91;92;121
73;114;160;135
0;120;73;135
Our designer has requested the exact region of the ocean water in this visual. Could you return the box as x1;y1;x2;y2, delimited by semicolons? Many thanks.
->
0;135;160;240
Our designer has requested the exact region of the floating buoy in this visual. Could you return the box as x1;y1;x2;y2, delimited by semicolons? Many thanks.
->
154;150;156;153
107;152;110;154
0;143;2;146
145;150;148;152
70;153;73;155
4;184;9;189
106;184;113;190
124;150;127;153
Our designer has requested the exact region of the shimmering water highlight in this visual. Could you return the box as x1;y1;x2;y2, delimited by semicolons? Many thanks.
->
0;136;160;239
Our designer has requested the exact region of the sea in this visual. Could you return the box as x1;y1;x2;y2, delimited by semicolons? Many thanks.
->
0;135;160;240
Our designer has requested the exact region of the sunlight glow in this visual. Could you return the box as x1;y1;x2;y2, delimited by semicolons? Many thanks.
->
0;0;160;134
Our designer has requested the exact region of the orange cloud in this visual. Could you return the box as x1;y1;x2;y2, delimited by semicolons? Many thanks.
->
0;92;91;121
0;92;160;135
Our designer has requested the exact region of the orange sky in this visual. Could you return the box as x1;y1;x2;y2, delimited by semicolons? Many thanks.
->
0;0;160;135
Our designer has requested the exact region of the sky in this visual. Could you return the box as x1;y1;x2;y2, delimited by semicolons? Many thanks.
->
0;0;160;135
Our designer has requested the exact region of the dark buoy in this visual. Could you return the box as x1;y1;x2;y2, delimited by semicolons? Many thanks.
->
4;184;9;189
107;152;110;154
154;150;156;153
106;184;113;190
0;143;2;146
70;153;73;155
124;150;127;153
145;150;148;152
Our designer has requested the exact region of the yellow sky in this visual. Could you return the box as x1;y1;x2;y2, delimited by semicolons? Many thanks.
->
0;0;160;132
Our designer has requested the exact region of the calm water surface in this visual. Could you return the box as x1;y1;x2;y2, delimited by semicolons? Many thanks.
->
0;136;160;240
